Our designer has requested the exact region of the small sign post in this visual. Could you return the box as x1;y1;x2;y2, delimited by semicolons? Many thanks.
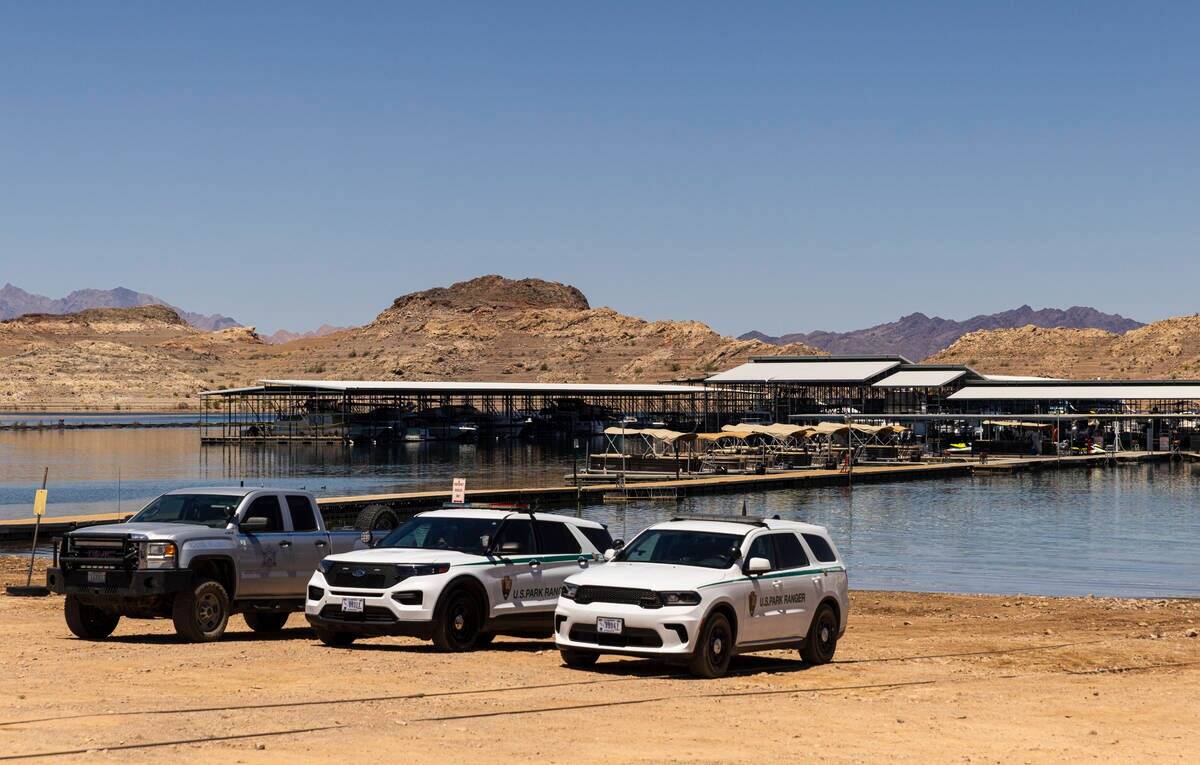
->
8;467;51;597
451;477;466;504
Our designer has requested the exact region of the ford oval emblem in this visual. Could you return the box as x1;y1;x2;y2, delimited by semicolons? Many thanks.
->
352;568;366;578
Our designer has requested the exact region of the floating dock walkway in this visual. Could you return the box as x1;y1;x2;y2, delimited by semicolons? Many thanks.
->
0;451;1187;542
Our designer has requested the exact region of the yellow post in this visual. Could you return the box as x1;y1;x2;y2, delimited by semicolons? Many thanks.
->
25;468;48;587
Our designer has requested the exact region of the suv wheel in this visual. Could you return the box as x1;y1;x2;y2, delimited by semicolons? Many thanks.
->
244;612;289;633
800;603;839;665
560;649;599;669
316;628;357;647
172;579;230;643
64;595;120;640
688;612;734;678
432;589;484;651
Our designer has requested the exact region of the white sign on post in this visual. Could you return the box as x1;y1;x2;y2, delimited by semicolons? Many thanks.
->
451;477;466;504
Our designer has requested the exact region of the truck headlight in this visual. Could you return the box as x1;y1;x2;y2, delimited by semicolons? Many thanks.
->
144;541;177;569
561;583;579;600
657;591;701;606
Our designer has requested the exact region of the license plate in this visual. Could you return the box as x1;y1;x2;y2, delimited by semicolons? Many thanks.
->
341;597;364;613
87;571;107;585
596;617;623;635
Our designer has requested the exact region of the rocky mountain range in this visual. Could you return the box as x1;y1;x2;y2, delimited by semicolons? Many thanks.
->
742;305;1144;361
0;276;822;408
0;284;241;332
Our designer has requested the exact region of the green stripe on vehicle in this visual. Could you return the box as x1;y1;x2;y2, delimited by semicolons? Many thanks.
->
696;565;846;589
453;554;589;568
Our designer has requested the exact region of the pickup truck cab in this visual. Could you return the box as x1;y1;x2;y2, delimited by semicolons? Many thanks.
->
305;507;613;650
46;487;366;642
555;515;849;677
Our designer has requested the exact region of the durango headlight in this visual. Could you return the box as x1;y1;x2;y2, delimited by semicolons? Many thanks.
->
561;583;579;600
658;591;701;606
144;541;177;569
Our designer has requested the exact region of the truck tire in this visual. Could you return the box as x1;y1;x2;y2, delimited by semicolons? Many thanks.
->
64;595;120;640
799;603;839;665
315;628;356;647
688;612;734;678
355;504;400;532
172;579;230;643
244;612;289;633
560;649;599;668
432;588;484;652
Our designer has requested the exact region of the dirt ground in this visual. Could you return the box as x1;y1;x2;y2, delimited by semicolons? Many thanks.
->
2;555;1198;764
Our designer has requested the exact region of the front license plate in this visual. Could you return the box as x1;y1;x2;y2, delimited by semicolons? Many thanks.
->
341;597;364;613
596;617;623;635
87;571;107;585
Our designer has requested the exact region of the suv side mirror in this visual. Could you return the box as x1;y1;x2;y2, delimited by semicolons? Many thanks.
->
612;538;625;550
746;557;772;575
239;516;269;533
603;548;618;561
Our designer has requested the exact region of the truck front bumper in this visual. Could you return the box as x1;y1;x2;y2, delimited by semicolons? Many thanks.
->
46;567;193;599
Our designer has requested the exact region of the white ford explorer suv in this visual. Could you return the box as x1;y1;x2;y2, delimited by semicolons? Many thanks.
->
305;506;612;650
555;515;848;677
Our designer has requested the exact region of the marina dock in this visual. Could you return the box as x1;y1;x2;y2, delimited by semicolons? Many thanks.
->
0;450;1185;543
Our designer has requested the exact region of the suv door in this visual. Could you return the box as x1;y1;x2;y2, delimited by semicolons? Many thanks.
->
286;495;327;582
741;533;785;643
234;494;293;597
529;519;586;611
483;518;543;619
770;532;819;640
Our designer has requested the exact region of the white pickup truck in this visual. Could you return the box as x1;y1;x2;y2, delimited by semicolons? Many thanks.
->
47;487;366;642
305;507;614;650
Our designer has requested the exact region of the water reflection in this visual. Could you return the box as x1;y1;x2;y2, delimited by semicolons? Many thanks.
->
1;429;1198;597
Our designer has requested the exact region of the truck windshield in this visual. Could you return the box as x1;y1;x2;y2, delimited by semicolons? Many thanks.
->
615;529;742;569
377;516;502;554
128;494;241;529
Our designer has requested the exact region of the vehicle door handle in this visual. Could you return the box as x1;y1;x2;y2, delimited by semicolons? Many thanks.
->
772;580;783;588
315;540;327;548
528;559;541;569
279;541;292;548
577;556;590;568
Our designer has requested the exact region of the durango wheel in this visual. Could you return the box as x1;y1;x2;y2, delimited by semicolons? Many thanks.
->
432;590;483;652
800;603;839;665
560;649;599;669
244;611;290;633
316;629;357;647
64;595;120;640
688;612;734;678
172;579;230;643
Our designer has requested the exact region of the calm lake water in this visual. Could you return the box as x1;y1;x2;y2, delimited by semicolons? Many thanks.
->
1;427;1198;598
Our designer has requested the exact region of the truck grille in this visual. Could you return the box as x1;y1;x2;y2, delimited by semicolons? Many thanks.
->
573;585;660;608
61;535;138;571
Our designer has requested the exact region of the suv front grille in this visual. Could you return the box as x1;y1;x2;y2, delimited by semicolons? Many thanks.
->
325;563;408;589
569;624;664;648
318;604;397;624
574;585;660;608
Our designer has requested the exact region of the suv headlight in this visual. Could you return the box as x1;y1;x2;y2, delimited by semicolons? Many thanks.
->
410;563;451;577
144;541;177;569
657;591;701;606
561;583;579;600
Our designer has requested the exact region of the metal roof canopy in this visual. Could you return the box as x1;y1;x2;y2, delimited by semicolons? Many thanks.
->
202;379;704;396
949;383;1200;401
706;357;903;384
873;369;969;388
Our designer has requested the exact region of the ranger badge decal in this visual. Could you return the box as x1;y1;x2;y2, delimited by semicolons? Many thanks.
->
501;575;513;600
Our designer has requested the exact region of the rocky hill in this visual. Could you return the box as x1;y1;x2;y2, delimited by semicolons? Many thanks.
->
926;315;1200;379
0;276;823;408
0;284;241;331
744;305;1144;360
263;324;346;344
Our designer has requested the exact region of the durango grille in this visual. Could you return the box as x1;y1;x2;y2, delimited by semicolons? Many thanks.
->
569;624;664;648
574;585;661;609
60;535;139;571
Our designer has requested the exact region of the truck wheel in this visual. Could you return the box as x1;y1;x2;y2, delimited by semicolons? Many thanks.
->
432;589;484;651
172;579;230;643
315;628;357;647
688;612;734;678
800;603;839;665
560;649;599;668
244;612;289;633
64;595;120;640
355;504;400;532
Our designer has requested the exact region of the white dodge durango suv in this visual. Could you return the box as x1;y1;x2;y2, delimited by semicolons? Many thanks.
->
554;515;848;677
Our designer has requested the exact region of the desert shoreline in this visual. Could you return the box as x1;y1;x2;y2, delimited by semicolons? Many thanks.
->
3;555;1198;763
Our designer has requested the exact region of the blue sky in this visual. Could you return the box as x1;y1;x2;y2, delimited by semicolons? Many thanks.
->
2;2;1197;334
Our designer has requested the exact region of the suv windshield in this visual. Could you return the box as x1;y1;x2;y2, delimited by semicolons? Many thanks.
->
615;529;743;569
378;516;503;554
129;494;241;529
